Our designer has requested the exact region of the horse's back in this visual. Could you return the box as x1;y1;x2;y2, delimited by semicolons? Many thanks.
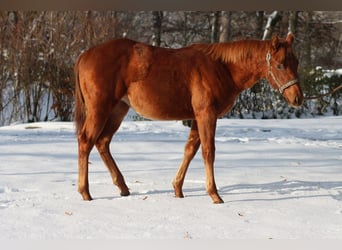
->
78;38;136;69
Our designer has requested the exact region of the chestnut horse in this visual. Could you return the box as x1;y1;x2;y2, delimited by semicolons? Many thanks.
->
74;33;303;203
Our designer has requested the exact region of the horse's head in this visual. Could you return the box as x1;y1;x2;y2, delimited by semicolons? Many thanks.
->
265;33;303;107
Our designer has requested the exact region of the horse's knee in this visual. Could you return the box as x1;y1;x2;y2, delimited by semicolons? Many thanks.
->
78;132;95;155
184;137;200;158
95;140;109;155
184;145;196;158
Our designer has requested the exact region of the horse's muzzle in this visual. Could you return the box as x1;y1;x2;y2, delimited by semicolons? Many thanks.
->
283;84;304;107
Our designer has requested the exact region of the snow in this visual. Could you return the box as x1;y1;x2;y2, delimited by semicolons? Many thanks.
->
323;68;342;78
0;116;342;239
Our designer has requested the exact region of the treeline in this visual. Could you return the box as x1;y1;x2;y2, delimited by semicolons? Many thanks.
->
0;11;342;125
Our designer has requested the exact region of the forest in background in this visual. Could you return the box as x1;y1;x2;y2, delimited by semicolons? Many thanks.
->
0;11;342;125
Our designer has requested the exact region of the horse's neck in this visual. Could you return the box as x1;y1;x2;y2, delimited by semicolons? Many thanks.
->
194;41;268;92
226;60;265;92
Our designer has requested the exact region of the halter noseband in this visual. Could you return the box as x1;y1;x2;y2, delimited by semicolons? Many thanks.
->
266;51;298;94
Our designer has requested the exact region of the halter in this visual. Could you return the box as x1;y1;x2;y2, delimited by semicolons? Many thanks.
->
266;51;298;94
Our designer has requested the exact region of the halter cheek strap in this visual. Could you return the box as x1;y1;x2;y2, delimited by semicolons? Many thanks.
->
266;51;298;94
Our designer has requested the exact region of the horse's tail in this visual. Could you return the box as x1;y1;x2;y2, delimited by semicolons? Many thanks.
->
74;54;86;135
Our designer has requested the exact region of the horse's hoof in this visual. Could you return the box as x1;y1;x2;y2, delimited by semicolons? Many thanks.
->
213;199;224;204
175;194;184;198
81;193;93;201
79;188;92;200
120;190;130;196
211;195;224;204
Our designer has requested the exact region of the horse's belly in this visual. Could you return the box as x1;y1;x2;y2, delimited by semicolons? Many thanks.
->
124;87;193;120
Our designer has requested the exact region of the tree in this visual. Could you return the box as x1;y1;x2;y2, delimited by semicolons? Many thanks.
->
262;11;281;40
219;11;231;42
152;11;163;46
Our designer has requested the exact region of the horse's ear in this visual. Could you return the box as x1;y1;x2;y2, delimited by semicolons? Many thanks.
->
286;32;295;45
271;34;280;51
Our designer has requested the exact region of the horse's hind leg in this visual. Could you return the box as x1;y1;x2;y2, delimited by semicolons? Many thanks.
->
173;120;201;198
95;101;130;197
78;110;110;201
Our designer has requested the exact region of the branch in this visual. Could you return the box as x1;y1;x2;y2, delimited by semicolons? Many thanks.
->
304;83;342;100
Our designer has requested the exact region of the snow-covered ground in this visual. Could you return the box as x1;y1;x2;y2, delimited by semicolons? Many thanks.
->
0;116;341;239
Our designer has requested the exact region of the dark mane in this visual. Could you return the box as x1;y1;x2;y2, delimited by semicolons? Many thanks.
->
192;40;270;64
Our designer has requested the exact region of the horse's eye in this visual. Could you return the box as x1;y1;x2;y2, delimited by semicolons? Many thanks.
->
277;64;284;70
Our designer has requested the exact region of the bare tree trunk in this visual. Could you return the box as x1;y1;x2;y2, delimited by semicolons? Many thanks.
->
111;11;117;38
152;11;163;46
182;12;189;47
262;11;281;40
211;11;220;43
256;11;265;39
219;11;231;42
288;11;299;35
86;11;95;48
303;11;313;67
0;14;4;125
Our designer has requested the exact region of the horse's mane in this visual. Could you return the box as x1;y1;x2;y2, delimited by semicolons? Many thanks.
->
192;40;270;64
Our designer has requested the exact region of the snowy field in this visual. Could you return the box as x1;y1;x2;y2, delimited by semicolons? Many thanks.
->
0;116;342;239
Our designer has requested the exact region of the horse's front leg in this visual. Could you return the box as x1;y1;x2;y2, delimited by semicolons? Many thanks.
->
196;111;224;204
173;120;201;198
